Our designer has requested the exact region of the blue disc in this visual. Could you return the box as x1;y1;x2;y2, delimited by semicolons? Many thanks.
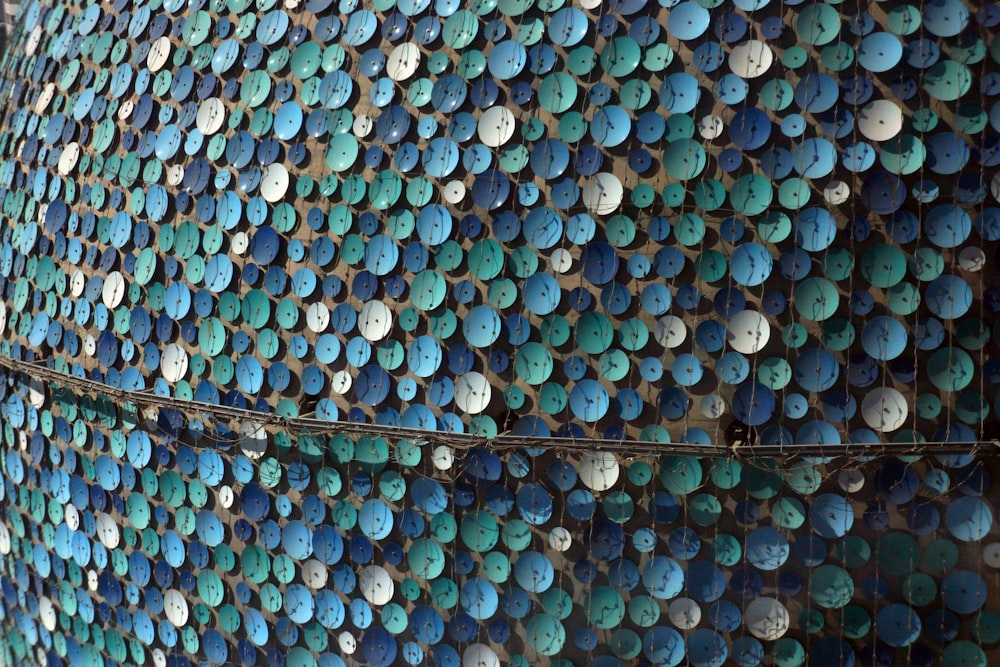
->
860;317;907;360
570;380;610;421
684;561;724;603
794;73;839;112
548;7;589;46
591;106;632;147
810;494;855;537
517;483;553;525
859;32;903;72
794;348;840;392
730;243;773;286
924;204;971;247
581;242;620;285
717;351;750;384
523;273;560;315
732;383;776;426
355;366;391;405
946;497;993;541
488;40;526;78
471;169;511;209
792;139;837;179
667;2;710;40
660;74;701;113
529;139;570;179
694;42;726;74
729;83;767;119
688;629;727;667
942;570;987;613
422;138;460;178
783;115;806;138
925;275;972;319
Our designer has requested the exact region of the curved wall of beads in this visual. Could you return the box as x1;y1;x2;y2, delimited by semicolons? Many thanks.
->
2;386;1000;667
2;0;1000;444
2;0;1000;664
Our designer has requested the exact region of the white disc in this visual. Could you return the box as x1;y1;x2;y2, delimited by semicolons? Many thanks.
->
34;83;54;114
196;98;225;135
387;42;421;81
102;271;126;308
959;246;986;272
823;180;851;205
359;565;394;605
239;421;268;460
668;598;702;629
726;310;771;354
166;164;185;186
152;649;167;667
232;232;249;255
306;303;330;332
160;344;189;382
28;376;45;409
219;485;234;509
861;387;908;432
838;469;865;493
71;270;85;296
455;372;492;414
700;394;726;418
39;597;56;631
353;114;374;137
729;40;773;78
332;370;353;394
744;597;790;640
655;315;687;348
57;142;80;175
432;445;454;470
302;559;329;589
359;301;393;341
84;334;96;357
96;512;120;549
550;248;573;273
0;522;9;555
577;451;620;491
163;590;189;627
582;172;623;215
147;36;172;72
260;163;289;202
549;527;572;552
698;115;724;139
338;632;356;654
0;301;6;335
444;180;467;204
478;106;516;147
857;100;903;141
87;570;98;591
463;645;500;667
65;504;79;531
118;100;134;121
984;543;1000;568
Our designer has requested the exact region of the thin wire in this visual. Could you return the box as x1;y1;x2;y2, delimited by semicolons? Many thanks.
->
6;354;1000;456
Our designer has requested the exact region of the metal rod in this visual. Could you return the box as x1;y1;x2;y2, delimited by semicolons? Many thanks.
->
2;354;997;458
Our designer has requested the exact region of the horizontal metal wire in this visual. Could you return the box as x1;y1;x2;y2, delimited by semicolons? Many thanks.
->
2;353;997;459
